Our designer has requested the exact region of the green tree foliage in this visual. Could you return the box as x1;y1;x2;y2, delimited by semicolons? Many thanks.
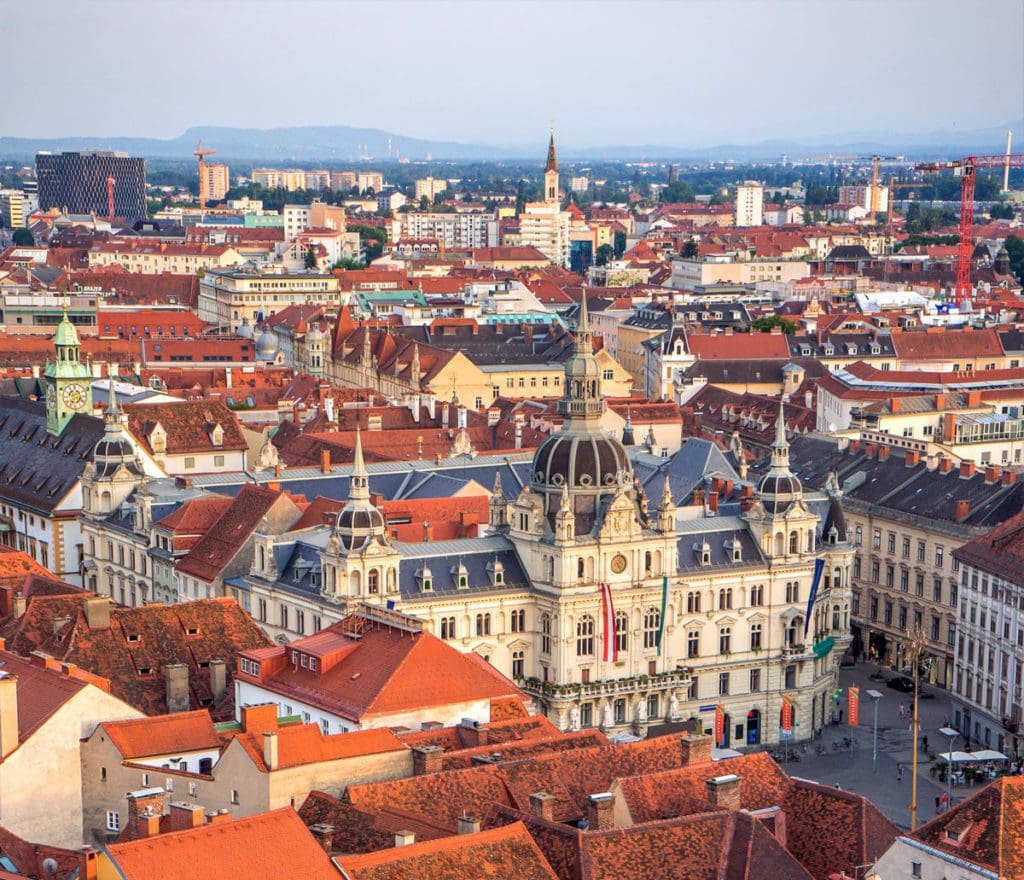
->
1004;236;1024;285
680;239;699;259
12;228;33;246
332;257;365;270
989;202;1015;220
349;224;387;261
661;180;695;203
613;231;627;257
304;246;318;269
595;244;614;266
746;315;798;334
904;203;959;235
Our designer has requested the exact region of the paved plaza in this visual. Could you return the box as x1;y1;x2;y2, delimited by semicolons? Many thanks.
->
769;661;982;829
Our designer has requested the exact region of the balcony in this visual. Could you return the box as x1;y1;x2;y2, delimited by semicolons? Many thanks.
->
781;644;813;661
519;669;692;703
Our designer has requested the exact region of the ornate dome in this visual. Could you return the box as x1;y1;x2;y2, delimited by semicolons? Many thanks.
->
532;432;629;494
256;329;278;358
334;503;386;551
237;316;254;339
756;472;803;515
92;379;143;478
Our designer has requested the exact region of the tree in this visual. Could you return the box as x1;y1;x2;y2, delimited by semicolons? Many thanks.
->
1004;235;1024;285
332;257;365;270
12;228;33;246
304;247;318;270
661;180;695;203
681;239;699;259
595;244;614;266
747;315;798;334
989;202;1015;220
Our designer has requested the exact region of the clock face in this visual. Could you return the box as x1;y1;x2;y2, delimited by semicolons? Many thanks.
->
610;553;628;574
45;384;56;411
61;383;87;411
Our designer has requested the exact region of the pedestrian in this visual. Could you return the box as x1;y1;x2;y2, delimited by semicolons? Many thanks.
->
922;735;929;752
897;763;904;782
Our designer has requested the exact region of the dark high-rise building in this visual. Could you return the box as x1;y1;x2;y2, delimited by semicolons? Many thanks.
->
36;151;147;219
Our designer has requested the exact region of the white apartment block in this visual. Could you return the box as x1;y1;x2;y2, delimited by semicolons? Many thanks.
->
735;181;764;227
401;211;498;249
519;201;570;267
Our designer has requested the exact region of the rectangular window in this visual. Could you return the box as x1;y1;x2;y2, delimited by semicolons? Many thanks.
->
184;456;196;469
214;455;225;467
718;672;729;696
106;811;120;832
749;668;761;692
935;546;944;568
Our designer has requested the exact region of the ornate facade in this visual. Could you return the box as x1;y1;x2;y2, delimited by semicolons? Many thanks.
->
242;300;855;744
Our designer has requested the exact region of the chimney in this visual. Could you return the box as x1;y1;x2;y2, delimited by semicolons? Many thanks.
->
906;450;920;468
848;440;861;454
680;733;713;766
967;390;982;407
321;449;331;474
1003;470;1018;486
585;793;615;831
292;401;301;425
168;802;205;832
530;792;556;823
959;460;976;479
878;445;891;461
514;413;524;449
164;663;190;713
309;823;335;852
707;491;719;513
939;457;954;474
0;675;18;759
442;403;450;428
705;774;742;811
84;596;111;630
206;809;232;825
934;393;945;410
692;487;705;508
209;659;226;704
225;367;232;389
890;398;901;414
457;814;480;835
411;745;443;776
394;830;416;847
126;789;165;840
80;847;98;880
804;389;813;409
956;499;971;522
942;413;957;443
263;731;279;771
457;718;488;748
864;444;877;460
985;466;999;484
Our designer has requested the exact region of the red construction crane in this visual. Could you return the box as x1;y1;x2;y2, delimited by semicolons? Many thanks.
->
915;154;1024;306
194;140;218;210
105;176;116;219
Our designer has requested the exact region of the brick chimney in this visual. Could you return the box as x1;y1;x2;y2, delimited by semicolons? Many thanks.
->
209;659;226;704
84;596;111;630
938;457;953;474
956;499;971;522
959;460;976;479
905;450;920;468
1003;470;1018;486
848;440;861;454
164;663;190;713
586;793;615;831
263;731;279;771
878;446;891;461
321;449;331;474
707;491;719;513
0;674;18;759
890;398;901;414
935;393;945;410
680;733;713;766
309;823;335;852
985;466;999;484
457;814;481;835
168;802;205;833
206;809;232;825
942;413;957;443
125;789;165;840
967;390;982;406
411;745;444;776
530;792;556;823
394;830;415;847
457;718;488;748
705;774;742;811
80;847;98;880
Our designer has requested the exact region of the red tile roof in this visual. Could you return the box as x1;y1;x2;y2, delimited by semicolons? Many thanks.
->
0;650;87;747
100;709;220;759
122;399;248;457
890;327;1004;360
687;332;791;360
231;722;407;772
336;821;560;880
953;508;1024;584
105;807;339;880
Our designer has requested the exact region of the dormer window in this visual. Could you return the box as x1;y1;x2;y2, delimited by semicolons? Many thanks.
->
827;524;839;545
694;541;712;566
149;423;166;455
725;538;742;562
487;559;505;586
452;562;469;589
416;565;433;592
823;344;834;356
800;345;811;356
209;423;224;447
870;343;881;355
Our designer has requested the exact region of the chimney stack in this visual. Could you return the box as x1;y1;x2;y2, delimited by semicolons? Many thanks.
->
905;450;920;468
942;414;958;443
585;793;615;831
411;745;443;776
680;733;713;766
168;802;205;833
209;659;226;704
84;596;111;630
1003;470;1018;486
457;718;488;748
0;674;19;759
164;663;190;713
707;491;719;513
263;731;279;771
394;830;415;847
985;466;999;484
457;814;481;835
705;774;742;811
80;847;98;880
956;499;971;522
959;460;976;479
938;457;953;474
125;789;166;840
309;823;335;852
878;446;891;461
530;792;556;823
321;449;331;474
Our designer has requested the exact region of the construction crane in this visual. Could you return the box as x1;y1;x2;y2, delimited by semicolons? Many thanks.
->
869;156;901;221
105;176;115;219
194;140;217;210
915;153;1024;305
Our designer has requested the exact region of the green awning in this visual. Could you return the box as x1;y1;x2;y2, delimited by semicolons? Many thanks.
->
813;636;836;658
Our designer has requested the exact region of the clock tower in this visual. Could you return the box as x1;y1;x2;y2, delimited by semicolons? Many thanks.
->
44;306;92;436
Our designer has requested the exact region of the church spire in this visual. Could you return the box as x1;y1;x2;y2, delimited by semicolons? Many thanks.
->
350;426;369;502
544;129;559;203
768;399;791;475
546;129;558;173
105;375;120;425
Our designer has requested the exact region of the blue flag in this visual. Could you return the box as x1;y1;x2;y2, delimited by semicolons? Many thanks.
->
804;558;825;636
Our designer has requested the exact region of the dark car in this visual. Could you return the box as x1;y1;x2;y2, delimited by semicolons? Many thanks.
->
886;675;915;692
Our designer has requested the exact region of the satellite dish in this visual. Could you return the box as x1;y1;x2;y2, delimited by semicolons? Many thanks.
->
42;858;59;878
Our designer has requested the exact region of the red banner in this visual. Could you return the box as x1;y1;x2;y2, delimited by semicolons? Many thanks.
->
848;686;860;727
714;705;725;745
781;697;793;733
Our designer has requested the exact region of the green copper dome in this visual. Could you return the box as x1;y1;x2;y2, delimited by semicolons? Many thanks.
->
53;310;81;347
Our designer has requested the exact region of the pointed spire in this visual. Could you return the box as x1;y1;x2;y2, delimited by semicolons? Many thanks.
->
768;398;792;475
350;426;369;502
106;375;120;418
492;471;503;497
546;128;558;174
661;472;673;507
774;398;787;449
559;481;571;512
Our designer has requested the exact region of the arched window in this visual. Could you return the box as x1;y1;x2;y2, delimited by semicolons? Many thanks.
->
718;588;732;610
789;531;799;554
687;591;701;613
440;617;456;640
643;608;661;649
750;584;764;606
832;605;840;630
750;622;762;650
257;546;265;571
644;551;652;574
475;613;491;636
510;609;526;633
615;611;628;652
833;566;842;588
367;569;379;594
576;615;595;656
807;529;814;552
719;626;731;654
774;533;784;556
577;558;585;579
541;613;552;654
546;556;554;580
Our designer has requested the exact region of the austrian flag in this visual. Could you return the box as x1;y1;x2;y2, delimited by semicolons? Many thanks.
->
601;582;618;662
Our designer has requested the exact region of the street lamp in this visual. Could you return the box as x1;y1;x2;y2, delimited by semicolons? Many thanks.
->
904;625;927;831
867;689;883;774
940;726;958;813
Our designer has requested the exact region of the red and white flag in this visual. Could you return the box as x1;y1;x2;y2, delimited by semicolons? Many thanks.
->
600;582;618;663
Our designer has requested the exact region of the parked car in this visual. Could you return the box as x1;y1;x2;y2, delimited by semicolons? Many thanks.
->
886;675;915;692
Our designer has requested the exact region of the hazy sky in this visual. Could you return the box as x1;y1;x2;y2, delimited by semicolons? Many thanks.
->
7;0;1023;147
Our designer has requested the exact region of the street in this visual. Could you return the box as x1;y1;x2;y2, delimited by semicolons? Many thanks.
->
772;661;975;829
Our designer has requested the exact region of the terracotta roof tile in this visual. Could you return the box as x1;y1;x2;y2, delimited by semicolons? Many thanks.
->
100;709;220;759
231;723;407;772
122;399;247;457
0;650;86;746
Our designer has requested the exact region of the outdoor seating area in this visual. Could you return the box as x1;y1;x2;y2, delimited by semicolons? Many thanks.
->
932;749;1009;785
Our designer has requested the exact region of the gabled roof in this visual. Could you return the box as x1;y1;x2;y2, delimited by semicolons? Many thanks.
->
0;651;87;747
230;721;406;772
910;775;1024;877
100;709;220;759
336;821;560;880
122;399;247;457
105;807;339;880
687;333;791;360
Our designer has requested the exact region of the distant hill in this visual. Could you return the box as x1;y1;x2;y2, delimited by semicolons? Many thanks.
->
2;119;1021;163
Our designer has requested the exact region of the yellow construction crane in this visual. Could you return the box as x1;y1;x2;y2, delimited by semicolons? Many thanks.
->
194;140;218;210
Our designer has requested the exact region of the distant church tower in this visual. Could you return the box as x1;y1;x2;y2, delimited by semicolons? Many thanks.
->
545;129;559;204
44;305;93;436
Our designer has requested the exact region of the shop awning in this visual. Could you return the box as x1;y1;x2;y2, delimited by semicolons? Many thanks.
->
967;749;1008;761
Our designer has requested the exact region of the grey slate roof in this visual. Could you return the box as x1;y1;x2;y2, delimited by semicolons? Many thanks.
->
631;438;742;506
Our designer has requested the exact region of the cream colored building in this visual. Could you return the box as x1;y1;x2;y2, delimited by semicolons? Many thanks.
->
520;200;571;268
200;163;230;203
414;176;448;202
0;189;25;228
87;242;245;274
197;269;341;330
735;182;764;227
670;256;808;289
0;653;142;849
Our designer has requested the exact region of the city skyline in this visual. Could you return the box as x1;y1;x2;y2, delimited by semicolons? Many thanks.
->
6;0;1022;149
